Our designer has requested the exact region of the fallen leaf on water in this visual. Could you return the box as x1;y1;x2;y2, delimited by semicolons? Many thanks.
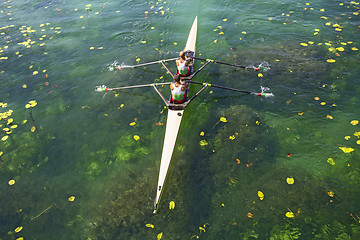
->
2;136;9;141
257;191;264;200
327;158;335;165
146;223;154;228
169;201;175;210
314;97;320;100
68;196;75;202
31;126;36;132
200;131;204;136
223;18;227;21
286;177;295;184
327;59;336;63
236;159;241;164
129;122;136;126
199;226;206;232
326;115;333;119
136;58;141;62
339;147;354;153
286;211;295;218
327;191;335;197
287;153;292;157
300;43;308;46
133;135;140;141
157;232;163;240
8;179;15;185
220;117;227;122
258;73;263;77
247;212;253;218
199;140;208;146
345;136;350;140
356;140;360;145
350;120;359;125
298;112;304;116
14;226;23;233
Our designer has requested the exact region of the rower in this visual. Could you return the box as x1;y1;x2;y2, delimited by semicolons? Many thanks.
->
170;74;187;103
176;51;192;77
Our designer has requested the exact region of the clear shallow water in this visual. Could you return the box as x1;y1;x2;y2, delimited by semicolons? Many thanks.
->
1;0;360;239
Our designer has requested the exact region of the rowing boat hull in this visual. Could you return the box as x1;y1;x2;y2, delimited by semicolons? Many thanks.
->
153;16;197;213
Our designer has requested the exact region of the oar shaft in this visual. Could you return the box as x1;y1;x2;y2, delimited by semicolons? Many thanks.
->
121;57;178;69
190;81;253;94
95;82;172;92
194;57;247;69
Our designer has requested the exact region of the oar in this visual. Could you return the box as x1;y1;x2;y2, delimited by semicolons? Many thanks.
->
109;57;178;71
193;57;270;72
95;82;172;92
190;81;274;97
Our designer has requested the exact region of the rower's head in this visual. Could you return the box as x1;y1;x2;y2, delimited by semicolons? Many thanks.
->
179;51;186;59
173;74;181;83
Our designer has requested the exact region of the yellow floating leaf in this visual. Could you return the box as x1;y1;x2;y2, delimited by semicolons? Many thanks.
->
129;122;136;126
241;31;247;34
1;135;9;141
68;196;75;202
320;8;325;12
257;191;264;200
133;135;140;141
350;120;359;126
351;47;358;51
22;120;27;124
199;226;206;232
8;179;15;185
286;211;294;218
22;84;27;88
14;226;23;233
326;115;333;119
223;18;228;22
339;147;354;153
173;42;177;46
229;135;235;140
136;58;141;62
258;73;263;77
320;102;326;105
335;28;342;32
220;117;227;123
354;132;360;138
199;140;208;146
169;201;175;210
308;41;314;45
336;47;345;51
157;232;163;240
300;43;308;46
140;41;146;44
356;140;360;145
31;126;36;132
0;151;3;156
200;131;204;136
286;177;295;184
344;136;350;140
298;112;304;116
327;158;335;165
327;191;335;197
33;71;38;75
327;59;336;63
247;212;253;218
314;97;320;100
146;223;154;228
89;47;94;50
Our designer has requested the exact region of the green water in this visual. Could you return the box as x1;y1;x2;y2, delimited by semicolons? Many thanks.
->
1;0;360;239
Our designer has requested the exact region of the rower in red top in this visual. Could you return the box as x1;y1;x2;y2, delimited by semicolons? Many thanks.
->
170;74;187;103
176;51;191;77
